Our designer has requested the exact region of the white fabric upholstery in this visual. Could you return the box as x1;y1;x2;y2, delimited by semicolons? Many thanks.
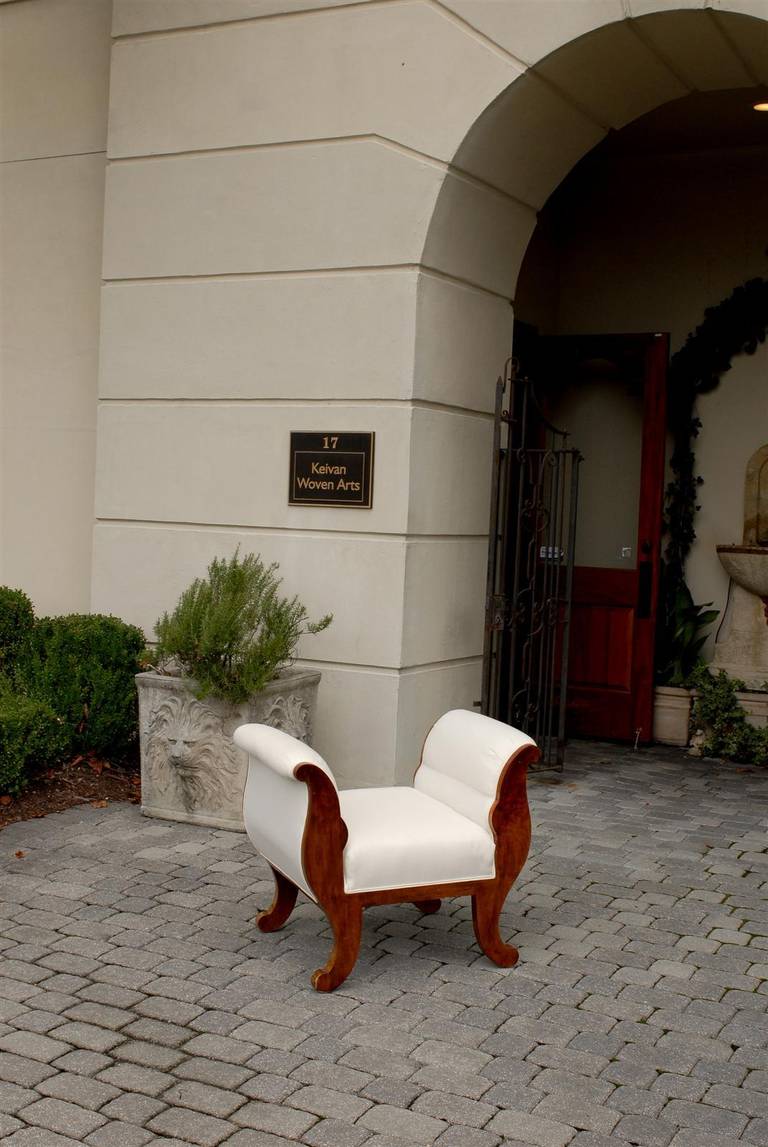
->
339;787;495;893
234;724;335;784
235;712;532;902
415;709;535;830
235;724;336;900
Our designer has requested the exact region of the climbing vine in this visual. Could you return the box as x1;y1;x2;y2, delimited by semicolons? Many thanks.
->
664;276;768;591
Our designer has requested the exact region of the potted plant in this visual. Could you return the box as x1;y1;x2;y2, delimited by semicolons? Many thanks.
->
653;579;718;746
136;551;331;830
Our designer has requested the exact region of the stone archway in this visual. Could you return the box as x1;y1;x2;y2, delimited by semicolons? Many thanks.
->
405;4;768;759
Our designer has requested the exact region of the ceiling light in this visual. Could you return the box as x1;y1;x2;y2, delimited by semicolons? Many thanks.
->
753;101;768;112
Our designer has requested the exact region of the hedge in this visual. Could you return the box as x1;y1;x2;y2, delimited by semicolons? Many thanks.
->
0;692;68;795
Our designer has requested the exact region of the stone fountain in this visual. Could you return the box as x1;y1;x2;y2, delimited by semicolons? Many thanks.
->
713;444;768;689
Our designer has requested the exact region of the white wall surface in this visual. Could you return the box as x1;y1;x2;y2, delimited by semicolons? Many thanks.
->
96;0;768;780
0;0;112;613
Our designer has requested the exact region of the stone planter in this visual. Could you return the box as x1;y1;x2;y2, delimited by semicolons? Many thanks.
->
652;685;693;747
736;689;768;729
136;669;321;831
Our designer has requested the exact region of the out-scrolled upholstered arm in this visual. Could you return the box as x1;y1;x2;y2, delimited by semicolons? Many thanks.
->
235;711;539;991
233;724;338;900
415;709;537;836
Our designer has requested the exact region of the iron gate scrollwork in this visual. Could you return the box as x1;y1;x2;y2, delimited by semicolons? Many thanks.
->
481;358;582;769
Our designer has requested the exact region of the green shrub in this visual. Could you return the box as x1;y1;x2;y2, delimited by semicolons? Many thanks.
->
690;667;768;765
655;578;718;686
0;587;35;673
17;614;145;760
155;551;332;703
0;691;68;795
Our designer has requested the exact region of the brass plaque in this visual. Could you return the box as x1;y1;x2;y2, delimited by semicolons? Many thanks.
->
289;432;374;508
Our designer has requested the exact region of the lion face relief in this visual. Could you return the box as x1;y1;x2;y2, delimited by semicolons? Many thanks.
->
144;692;242;813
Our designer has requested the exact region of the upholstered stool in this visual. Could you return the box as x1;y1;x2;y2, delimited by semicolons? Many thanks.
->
234;709;539;990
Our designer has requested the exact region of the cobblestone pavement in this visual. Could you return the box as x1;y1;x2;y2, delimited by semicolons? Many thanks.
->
0;742;767;1147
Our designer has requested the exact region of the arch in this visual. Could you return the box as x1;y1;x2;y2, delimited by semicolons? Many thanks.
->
421;7;768;300
403;2;768;756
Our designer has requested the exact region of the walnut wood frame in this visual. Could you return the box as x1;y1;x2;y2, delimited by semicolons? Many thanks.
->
256;742;539;991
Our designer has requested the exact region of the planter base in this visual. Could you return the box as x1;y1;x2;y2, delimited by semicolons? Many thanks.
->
653;686;693;747
137;670;321;831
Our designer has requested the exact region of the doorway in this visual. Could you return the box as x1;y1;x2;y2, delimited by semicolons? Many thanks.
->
535;333;668;743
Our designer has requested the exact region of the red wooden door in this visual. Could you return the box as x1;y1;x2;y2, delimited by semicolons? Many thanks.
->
542;334;668;742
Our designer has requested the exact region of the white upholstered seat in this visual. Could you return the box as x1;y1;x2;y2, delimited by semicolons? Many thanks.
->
339;786;495;893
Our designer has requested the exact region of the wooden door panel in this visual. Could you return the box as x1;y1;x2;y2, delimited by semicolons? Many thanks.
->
567;687;634;740
569;604;635;689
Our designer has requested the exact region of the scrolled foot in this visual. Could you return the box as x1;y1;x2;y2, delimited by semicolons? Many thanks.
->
256;866;298;933
311;900;363;992
472;886;519;967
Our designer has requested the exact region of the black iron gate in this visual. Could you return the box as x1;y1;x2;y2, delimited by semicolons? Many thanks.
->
481;358;582;769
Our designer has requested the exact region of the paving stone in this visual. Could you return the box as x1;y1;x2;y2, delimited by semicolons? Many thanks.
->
662;1097;748;1136
668;1132;752;1147
284;1083;370;1121
612;1114;678;1146
290;1059;373;1094
412;1089;496;1127
411;1039;491;1073
146;1106;234;1145
0;1051;57;1087
11;1010;68;1036
238;1073;298;1103
99;1092;167;1125
113;1039;185;1070
36;1071;120;1110
533;1093;619;1135
0;1032;73;1063
49;1023;124;1054
531;1067;613;1103
606;1084;666;1116
300;1117;372;1147
338;1046;417;1079
704;1082;768;1117
182;1034;257;1065
3;1129;84;1147
232;1099;318;1137
76;984;145;1010
22;1096;108;1138
415;1063;495;1098
162;1079;247;1118
359;1078;423;1108
63;1003;134;1031
51;1050;111;1077
96;1062;174;1098
485;1108;576;1146
745;1118;768;1146
173;1057;252;1091
434;1127;501;1147
0;1081;38;1114
359;1103;447;1143
84;1119;154;1146
225;1132;307;1147
248;1049;304;1075
132;996;202;1024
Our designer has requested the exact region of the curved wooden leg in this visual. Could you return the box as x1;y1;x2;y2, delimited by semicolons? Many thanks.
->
256;866;299;933
472;884;518;967
312;899;363;992
412;899;441;915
